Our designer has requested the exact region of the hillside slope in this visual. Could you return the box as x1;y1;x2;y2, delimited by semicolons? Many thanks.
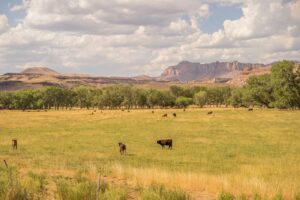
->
160;61;266;82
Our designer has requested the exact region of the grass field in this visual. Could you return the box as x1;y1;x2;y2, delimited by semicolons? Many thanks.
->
0;108;300;199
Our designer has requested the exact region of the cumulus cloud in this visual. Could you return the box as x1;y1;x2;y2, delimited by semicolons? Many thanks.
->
0;0;299;76
0;15;9;34
10;0;31;12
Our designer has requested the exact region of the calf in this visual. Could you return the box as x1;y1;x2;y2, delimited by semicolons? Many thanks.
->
157;139;172;149
12;139;17;150
162;113;168;117
173;113;176;117
118;142;126;155
207;111;213;115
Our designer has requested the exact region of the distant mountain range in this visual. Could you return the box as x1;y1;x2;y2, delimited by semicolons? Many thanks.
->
0;60;297;90
159;61;266;81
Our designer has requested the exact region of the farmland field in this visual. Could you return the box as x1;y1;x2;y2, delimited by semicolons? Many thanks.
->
0;108;300;199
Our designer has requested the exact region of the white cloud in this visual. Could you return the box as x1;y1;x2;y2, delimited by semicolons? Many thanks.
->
0;0;299;76
10;0;31;12
0;15;9;34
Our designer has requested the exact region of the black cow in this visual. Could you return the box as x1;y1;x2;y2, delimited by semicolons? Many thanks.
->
12;139;17;150
157;139;172;149
248;108;253;111
173;113;176;117
207;111;213;115
118;142;126;155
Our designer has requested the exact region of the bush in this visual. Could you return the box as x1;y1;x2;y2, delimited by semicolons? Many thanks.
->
218;191;235;200
296;193;300;200
140;184;190;200
55;176;127;200
0;167;47;200
272;193;284;200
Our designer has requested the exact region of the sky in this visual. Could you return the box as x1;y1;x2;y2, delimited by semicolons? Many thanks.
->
0;0;299;76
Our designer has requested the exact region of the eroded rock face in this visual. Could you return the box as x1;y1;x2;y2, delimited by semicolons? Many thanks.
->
21;67;60;75
160;61;266;81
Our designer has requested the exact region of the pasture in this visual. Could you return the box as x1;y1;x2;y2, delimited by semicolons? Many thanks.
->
0;108;299;199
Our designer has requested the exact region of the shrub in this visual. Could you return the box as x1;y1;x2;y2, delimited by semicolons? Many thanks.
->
55;176;127;200
218;191;235;200
0;167;47;200
140;184;190;200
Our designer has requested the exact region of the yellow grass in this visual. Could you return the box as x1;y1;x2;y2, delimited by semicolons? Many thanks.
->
0;108;299;199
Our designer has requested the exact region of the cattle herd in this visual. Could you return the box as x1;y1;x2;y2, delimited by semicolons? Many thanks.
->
8;108;254;155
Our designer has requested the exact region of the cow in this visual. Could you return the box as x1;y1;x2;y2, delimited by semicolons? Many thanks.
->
152;111;154;114
162;113;168;117
157;139;172;149
183;108;186;112
207;111;213;115
173;113;176;117
12;139;17;150
118;142;126;155
248;108;253;111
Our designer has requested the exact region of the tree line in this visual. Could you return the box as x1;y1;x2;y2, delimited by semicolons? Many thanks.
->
0;61;299;110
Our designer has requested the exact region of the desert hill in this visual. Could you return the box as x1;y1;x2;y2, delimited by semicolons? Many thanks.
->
21;67;60;75
159;61;267;82
2;60;295;91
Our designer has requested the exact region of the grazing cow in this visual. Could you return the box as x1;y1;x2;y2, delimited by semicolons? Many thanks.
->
248;108;253;111
12;139;17;150
173;113;176;117
118;142;126;155
207;111;213;115
162;113;168;117
157;139;172;149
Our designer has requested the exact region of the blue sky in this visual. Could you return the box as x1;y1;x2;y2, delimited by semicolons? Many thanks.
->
0;0;299;76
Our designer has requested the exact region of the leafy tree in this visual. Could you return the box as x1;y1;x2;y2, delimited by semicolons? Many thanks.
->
169;85;185;97
243;74;273;108
132;88;147;108
193;91;207;107
229;88;244;108
175;96;193;108
270;60;299;109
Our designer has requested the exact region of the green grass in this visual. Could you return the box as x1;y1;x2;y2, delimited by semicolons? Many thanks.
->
0;108;299;198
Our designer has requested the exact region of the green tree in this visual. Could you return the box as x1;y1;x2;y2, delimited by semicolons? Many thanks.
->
169;85;185;98
270;61;298;109
243;74;273;108
193;91;207;107
175;96;193;108
229;88;244;108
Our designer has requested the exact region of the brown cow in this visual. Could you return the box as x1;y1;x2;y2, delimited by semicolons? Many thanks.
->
12;139;17;150
118;142;126;155
152;111;154;114
173;113;176;117
157;139;172;149
162;113;168;117
248;108;253;111
207;111;213;115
